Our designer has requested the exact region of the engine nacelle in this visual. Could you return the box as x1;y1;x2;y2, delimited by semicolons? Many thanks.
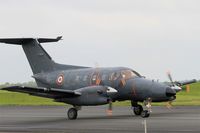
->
57;86;118;106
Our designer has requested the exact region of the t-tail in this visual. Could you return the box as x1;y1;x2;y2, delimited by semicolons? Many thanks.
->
0;36;87;86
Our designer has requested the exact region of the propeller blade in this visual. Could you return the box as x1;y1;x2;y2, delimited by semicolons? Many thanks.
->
106;100;113;116
166;95;176;109
166;101;173;109
167;71;175;86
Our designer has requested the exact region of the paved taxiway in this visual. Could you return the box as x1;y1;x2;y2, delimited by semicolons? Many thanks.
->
0;106;200;133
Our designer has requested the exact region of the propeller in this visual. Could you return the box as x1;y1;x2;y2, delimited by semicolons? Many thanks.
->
166;100;173;109
166;71;180;109
92;62;101;85
167;71;182;92
167;71;175;86
166;95;176;109
106;87;118;116
94;63;116;116
106;99;113;116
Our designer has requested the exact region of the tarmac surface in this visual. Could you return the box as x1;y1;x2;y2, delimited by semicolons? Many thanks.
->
0;106;200;133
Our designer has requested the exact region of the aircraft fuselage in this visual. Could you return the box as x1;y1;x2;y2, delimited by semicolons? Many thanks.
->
33;67;174;105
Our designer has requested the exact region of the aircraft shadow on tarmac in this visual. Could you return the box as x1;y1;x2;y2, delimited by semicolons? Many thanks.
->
5;115;137;126
6;111;187;126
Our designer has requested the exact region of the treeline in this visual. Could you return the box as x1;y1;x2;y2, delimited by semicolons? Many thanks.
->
0;81;37;88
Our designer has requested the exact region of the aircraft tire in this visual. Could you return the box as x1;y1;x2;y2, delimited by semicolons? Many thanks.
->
141;110;150;118
68;108;78;120
133;105;143;115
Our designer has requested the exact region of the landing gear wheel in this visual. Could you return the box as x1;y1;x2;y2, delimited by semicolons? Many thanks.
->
133;105;143;115
141;110;150;118
68;108;78;120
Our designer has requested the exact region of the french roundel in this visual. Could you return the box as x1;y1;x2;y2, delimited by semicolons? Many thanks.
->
56;74;64;85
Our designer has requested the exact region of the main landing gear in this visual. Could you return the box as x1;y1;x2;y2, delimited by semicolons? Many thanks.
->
131;99;152;118
67;106;81;120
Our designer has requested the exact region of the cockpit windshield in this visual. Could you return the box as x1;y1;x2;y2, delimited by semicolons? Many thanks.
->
109;69;141;81
121;70;139;80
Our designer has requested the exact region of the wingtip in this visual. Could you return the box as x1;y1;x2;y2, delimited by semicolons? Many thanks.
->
57;36;62;41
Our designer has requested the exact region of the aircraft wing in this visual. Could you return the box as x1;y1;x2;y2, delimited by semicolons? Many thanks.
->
174;79;197;86
0;86;81;99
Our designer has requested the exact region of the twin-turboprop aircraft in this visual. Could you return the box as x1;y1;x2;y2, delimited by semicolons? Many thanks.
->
0;37;196;120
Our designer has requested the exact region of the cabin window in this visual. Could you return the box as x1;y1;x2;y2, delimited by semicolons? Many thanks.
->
83;75;88;81
109;72;120;81
75;76;80;81
101;74;107;81
92;75;97;81
109;73;114;80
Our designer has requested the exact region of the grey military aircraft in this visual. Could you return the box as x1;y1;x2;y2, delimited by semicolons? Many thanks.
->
0;37;196;120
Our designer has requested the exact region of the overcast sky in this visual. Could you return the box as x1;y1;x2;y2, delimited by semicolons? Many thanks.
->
0;0;200;83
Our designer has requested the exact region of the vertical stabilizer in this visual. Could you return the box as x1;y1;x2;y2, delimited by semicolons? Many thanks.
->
22;39;55;74
0;37;62;74
0;36;88;87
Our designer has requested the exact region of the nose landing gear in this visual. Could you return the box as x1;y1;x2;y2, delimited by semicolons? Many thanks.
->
141;98;152;118
131;98;152;118
141;110;150;118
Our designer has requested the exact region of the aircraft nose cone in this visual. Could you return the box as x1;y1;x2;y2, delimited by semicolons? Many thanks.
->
166;87;176;97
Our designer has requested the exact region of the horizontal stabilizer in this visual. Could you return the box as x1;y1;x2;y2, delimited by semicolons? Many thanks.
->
1;86;81;99
0;36;62;45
